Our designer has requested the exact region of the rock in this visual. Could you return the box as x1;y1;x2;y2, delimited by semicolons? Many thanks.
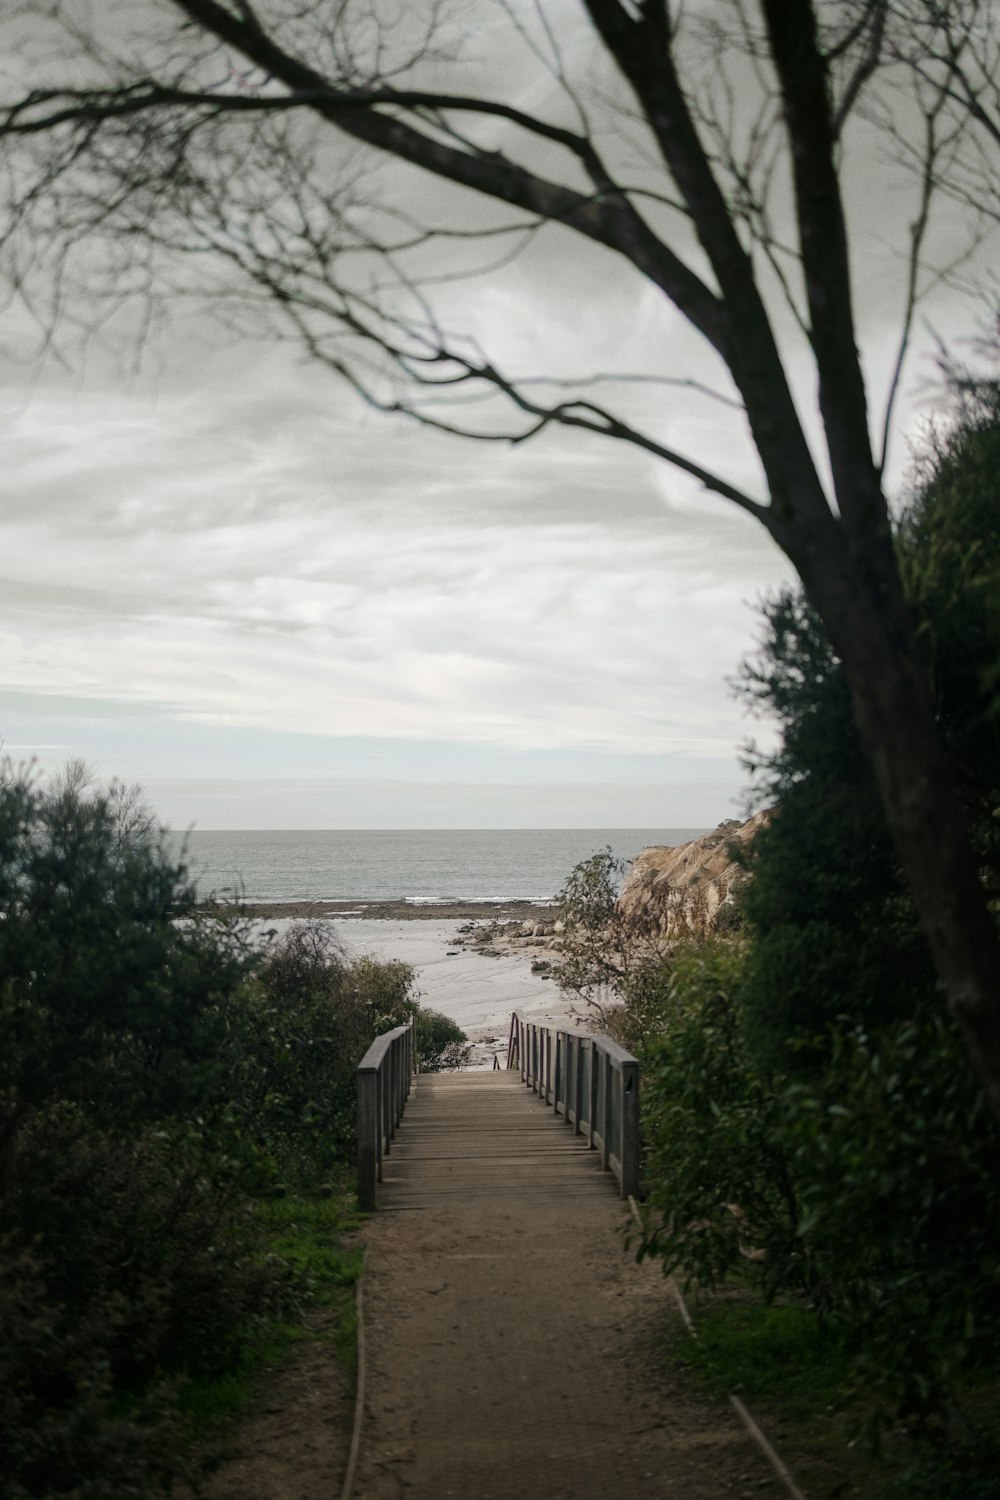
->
618;811;769;940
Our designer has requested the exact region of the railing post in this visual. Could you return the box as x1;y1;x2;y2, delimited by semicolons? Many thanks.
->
587;1039;597;1149
553;1031;561;1114
573;1035;583;1136
357;1067;379;1211
389;1040;398;1141
621;1058;640;1199
357;1023;415;1212
565;1034;574;1126
600;1050;611;1171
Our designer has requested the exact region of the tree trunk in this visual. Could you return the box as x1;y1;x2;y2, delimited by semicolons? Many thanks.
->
796;528;1000;1121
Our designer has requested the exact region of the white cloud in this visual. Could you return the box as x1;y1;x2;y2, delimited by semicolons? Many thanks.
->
2;343;794;791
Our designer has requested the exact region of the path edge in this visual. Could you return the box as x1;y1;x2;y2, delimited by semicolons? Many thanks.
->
339;1251;367;1500
627;1195;808;1500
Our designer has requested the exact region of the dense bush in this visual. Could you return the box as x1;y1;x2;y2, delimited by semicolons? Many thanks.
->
0;768;283;1497
0;769;468;1497
635;389;1000;1459
0;772;253;1149
232;922;400;1179
635;941;815;1300
782;1011;1000;1429
735;591;935;1072
415;1008;472;1071
634;949;1000;1440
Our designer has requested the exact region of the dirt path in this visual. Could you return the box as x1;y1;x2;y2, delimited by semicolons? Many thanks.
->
352;1072;784;1500
194;1308;354;1500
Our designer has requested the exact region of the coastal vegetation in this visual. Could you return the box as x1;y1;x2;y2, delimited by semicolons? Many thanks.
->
0;767;462;1499
555;386;1000;1492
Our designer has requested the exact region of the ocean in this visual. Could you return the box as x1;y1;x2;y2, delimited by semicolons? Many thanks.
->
173;827;706;904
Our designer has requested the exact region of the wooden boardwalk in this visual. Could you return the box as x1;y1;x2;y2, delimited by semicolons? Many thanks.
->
378;1067;614;1208
351;1071;784;1500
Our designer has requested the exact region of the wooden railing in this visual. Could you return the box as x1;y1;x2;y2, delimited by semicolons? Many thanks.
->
356;1019;416;1211
506;1012;640;1199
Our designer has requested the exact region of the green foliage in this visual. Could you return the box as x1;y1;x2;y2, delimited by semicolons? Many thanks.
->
897;1439;1000;1500
899;382;1000;849
600;957;677;1060
783;1012;1000;1429
233;921;468;1155
737;591;933;1071
347;951;419;1034
674;1299;850;1414
0;769;286;1497
552;847;665;1026
737;382;1000;1076
178;1189;364;1430
0;769;408;1497
232;922;392;1180
415;1007;472;1071
637;941;813;1300
0;770;254;1150
637;386;1000;1458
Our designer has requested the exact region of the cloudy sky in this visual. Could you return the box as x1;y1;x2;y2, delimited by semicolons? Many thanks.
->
3;323;797;829
1;1;987;832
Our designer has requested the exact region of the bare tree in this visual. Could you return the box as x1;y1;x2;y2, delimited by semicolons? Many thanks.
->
4;0;1000;1112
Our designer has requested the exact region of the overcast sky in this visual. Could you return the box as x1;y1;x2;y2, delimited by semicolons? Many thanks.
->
1;1;989;832
2;324;797;828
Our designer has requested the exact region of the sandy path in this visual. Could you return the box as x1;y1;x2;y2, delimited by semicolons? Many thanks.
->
352;1072;783;1500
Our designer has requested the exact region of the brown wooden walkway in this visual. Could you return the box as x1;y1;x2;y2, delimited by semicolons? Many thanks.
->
351;1071;783;1499
378;1067;614;1207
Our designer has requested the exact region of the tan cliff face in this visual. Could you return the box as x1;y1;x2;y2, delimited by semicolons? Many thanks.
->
618;811;770;940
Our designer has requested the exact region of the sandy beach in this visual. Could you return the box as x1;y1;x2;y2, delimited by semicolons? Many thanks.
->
230;898;557;924
241;904;583;1069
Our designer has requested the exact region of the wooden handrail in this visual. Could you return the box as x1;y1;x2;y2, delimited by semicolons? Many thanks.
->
357;1018;417;1211
506;1011;640;1199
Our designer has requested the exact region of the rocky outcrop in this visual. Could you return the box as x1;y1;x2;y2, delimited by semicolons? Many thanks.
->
618;811;769;940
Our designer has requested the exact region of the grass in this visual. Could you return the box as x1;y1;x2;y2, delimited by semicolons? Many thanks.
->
178;1183;363;1431
677;1296;851;1412
670;1288;1000;1500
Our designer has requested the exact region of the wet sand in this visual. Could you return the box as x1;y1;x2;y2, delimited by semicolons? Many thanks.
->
214;898;556;923
235;908;580;1069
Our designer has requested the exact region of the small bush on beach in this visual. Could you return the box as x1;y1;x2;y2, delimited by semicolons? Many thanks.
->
416;1007;473;1070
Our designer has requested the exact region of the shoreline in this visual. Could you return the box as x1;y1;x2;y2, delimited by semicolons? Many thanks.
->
202;900;573;1067
204;898;558;923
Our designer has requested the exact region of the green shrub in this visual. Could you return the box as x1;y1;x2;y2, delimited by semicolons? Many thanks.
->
637;941;813;1299
238;921;420;1178
0;769;254;1158
782;1011;1000;1431
0;771;284;1497
415;1008;472;1070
